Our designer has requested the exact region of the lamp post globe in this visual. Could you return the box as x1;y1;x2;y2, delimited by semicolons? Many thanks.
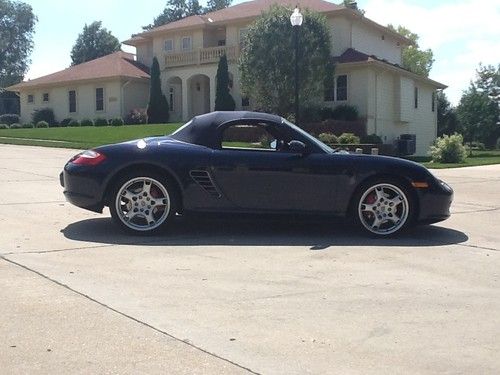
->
290;7;303;26
290;7;303;125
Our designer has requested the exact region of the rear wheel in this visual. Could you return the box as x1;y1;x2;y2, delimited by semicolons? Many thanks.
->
355;180;413;236
109;172;176;234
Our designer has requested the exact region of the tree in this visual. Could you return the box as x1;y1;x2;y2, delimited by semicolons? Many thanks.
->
70;21;121;65
388;25;434;77
0;0;37;88
342;0;364;14
457;83;499;149
144;0;231;29
437;91;459;136
240;5;334;117
147;57;169;124
214;54;235;111
476;64;500;111
187;0;202;16
206;0;231;12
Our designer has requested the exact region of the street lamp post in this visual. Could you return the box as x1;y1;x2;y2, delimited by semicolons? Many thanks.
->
290;7;303;125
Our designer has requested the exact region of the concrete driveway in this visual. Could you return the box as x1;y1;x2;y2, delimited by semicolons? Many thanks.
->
0;144;498;374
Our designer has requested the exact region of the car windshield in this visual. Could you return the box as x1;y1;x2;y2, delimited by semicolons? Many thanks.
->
282;118;334;154
170;119;193;136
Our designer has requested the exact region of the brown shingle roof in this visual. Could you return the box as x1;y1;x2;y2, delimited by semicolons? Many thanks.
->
335;48;447;89
124;0;409;46
6;51;150;91
134;0;342;36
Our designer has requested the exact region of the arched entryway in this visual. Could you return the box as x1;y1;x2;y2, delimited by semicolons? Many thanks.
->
167;76;182;122
187;74;210;118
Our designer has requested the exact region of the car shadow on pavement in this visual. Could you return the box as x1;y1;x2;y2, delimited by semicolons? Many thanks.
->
61;214;468;250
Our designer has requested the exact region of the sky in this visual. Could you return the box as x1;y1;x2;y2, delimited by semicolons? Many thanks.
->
24;0;500;105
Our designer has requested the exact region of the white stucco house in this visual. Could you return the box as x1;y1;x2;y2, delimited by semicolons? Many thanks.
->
8;0;446;155
7;51;150;123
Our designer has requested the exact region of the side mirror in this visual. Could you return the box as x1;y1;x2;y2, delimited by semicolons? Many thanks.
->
288;140;307;154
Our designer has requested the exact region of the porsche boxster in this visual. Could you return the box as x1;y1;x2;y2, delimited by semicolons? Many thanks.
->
60;111;453;236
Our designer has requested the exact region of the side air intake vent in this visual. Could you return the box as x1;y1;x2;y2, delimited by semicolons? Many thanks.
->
189;170;221;197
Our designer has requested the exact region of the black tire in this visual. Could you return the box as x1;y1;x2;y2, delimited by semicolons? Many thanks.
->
351;178;415;236
109;171;178;235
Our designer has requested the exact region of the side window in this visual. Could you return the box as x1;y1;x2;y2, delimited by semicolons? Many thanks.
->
336;75;348;101
68;90;77;113
221;123;277;151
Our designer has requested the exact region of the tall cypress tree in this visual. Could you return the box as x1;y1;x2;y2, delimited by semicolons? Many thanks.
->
147;57;169;123
214;54;236;111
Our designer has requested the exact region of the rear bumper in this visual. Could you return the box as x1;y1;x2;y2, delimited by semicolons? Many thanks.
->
60;169;104;213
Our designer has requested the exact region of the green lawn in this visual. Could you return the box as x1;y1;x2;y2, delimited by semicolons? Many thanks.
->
0;124;182;149
1;126;499;168
411;150;500;169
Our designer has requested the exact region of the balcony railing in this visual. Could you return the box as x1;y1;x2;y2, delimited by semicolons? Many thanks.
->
165;45;239;68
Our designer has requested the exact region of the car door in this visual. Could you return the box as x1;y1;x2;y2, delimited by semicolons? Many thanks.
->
209;120;340;213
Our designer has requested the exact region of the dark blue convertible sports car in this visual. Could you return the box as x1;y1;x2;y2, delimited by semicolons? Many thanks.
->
60;111;453;236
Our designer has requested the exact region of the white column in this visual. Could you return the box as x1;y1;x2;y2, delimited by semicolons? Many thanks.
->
209;74;216;112
181;78;189;121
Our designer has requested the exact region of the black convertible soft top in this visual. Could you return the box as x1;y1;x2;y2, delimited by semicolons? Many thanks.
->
170;111;283;149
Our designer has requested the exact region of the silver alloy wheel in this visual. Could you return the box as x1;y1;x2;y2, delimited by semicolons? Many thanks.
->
358;183;409;235
114;177;171;232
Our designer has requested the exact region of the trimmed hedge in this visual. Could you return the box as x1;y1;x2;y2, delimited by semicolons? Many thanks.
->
360;133;383;144
430;133;467;163
9;123;22;129
32;108;56;126
68;119;80;127
80;118;94;127
59;118;72;127
0;123;9;129
94;117;108;127
318;132;338;144
23;123;34;128
0;114;19;125
35;121;49;128
110;117;124;126
124;109;147;125
337;133;360;144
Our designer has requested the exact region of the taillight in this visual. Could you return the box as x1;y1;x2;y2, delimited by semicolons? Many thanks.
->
71;150;106;165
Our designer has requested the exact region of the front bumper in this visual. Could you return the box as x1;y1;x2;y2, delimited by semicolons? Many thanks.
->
416;179;453;224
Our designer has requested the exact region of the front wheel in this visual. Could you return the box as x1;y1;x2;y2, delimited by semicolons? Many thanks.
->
109;173;176;234
355;181;413;236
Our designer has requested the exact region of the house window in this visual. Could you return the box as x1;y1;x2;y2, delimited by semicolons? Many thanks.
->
181;36;192;51
42;93;49;102
241;97;250;107
218;39;226;46
27;94;34;104
324;75;348;102
164;39;173;52
169;87;174;111
68;90;77;113
95;87;104;111
336;75;348;101
414;86;419;108
431;91;435;112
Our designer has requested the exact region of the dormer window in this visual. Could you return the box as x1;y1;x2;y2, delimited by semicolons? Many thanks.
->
381;35;385;40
